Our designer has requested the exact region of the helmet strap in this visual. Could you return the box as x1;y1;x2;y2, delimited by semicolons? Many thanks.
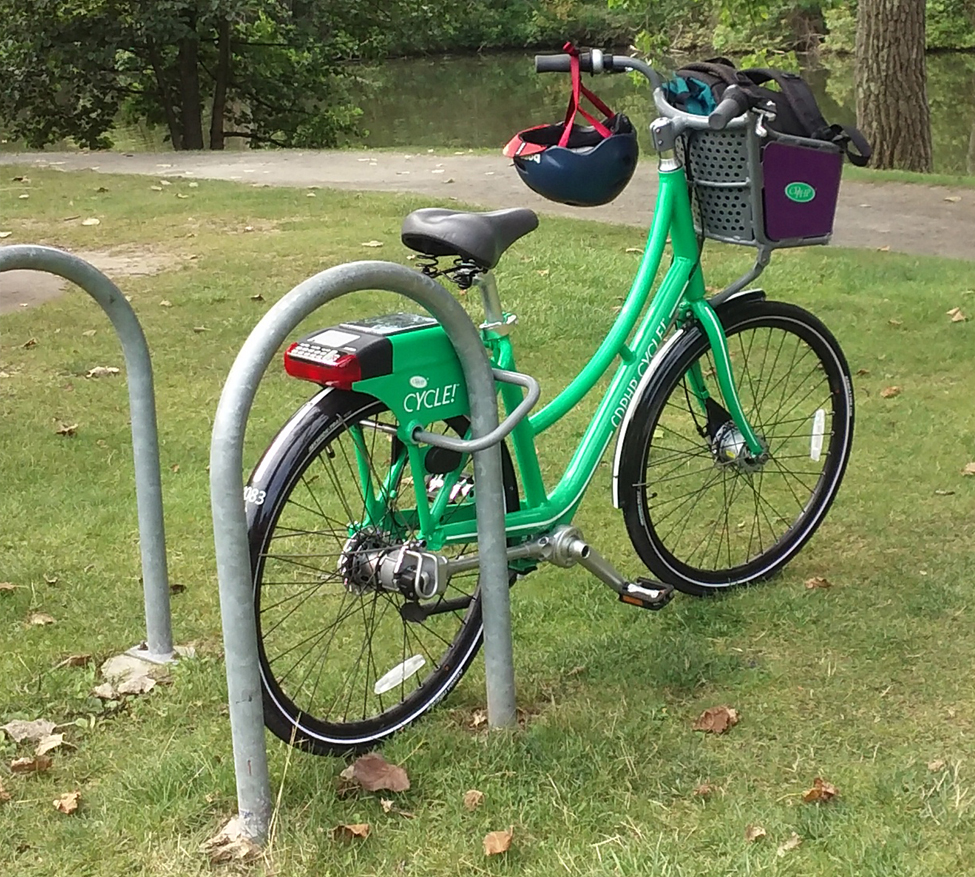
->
559;41;615;147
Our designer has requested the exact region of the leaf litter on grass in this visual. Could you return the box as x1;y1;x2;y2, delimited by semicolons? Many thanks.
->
53;790;81;815
803;777;839;803
692;706;739;734
339;752;410;793
483;828;513;856
2;719;56;743
201;816;262;864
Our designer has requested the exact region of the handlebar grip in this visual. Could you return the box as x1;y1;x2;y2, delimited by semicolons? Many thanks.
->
535;54;572;73
535;51;616;74
708;85;750;130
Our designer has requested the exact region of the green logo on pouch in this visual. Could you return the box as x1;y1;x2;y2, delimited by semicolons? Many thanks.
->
785;182;816;203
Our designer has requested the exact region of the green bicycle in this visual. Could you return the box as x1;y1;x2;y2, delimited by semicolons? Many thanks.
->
245;50;855;754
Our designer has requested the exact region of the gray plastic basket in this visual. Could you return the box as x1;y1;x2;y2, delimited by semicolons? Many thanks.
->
675;122;842;249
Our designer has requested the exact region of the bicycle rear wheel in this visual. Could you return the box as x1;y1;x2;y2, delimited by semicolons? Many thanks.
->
246;389;518;754
618;299;854;594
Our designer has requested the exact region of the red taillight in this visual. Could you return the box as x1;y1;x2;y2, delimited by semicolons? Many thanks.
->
284;342;362;390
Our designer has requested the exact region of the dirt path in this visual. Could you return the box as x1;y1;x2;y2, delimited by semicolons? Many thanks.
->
1;149;972;310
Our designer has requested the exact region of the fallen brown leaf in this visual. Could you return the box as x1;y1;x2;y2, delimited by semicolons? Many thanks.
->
692;705;739;734
879;386;901;399
159;300;172;308
888;319;902;327
855;368;870;376
11;755;53;775
802;776;839;803
53;790;81;814
85;366;120;378
380;798;415;818
464;789;485;811
22;337;38;349
169;582;187;594
92;682;116;700
28;613;56;626
55;422;78;437
469;708;488;730
201;817;262;863
483;828;513;856
3;719;56;743
54;654;93;669
692;783;713;797
0;582;17;592
347;752;410;793
116;675;156;696
332;823;370;841
0;779;10;803
744;824;766;842
947;307;967;323
927;758;946;772
777;832;802;856
36;734;67;756
962;463;975;476
804;576;832;590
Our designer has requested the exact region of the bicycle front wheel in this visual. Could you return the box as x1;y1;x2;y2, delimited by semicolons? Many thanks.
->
246;389;518;754
618;299;854;594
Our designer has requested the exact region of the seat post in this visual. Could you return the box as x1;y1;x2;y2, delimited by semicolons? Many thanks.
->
475;271;504;329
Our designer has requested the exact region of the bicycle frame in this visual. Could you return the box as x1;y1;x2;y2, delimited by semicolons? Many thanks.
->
431;157;764;546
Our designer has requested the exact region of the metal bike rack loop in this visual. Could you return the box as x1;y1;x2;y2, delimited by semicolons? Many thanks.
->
0;245;174;662
210;260;518;843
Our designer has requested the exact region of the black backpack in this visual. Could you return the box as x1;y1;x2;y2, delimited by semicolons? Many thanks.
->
666;59;871;167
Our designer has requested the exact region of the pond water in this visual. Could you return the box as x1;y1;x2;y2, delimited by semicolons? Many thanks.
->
4;51;973;174
352;51;975;175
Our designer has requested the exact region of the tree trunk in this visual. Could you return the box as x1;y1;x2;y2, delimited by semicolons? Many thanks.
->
855;0;932;171
146;38;182;151
178;34;205;150
209;18;232;150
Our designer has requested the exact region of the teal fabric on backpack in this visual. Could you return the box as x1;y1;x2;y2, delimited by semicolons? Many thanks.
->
663;76;718;116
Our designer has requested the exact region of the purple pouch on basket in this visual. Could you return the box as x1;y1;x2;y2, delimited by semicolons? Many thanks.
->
762;140;842;242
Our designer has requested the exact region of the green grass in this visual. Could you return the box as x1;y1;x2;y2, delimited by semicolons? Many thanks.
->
3;167;975;876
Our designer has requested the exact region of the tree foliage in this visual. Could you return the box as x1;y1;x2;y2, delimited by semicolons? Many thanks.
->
0;0;400;149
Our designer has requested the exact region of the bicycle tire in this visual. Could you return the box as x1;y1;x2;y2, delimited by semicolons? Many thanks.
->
618;299;854;594
246;388;518;754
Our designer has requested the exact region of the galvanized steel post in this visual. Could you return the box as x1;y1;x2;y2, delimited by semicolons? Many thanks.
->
0;245;174;661
210;260;517;843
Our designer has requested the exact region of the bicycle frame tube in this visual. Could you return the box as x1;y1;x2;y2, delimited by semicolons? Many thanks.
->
439;164;707;541
352;165;765;546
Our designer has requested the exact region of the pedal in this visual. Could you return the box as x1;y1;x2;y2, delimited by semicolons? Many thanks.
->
618;579;675;611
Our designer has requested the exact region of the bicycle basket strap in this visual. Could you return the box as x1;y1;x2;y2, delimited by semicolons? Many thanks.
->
742;67;872;166
741;68;831;139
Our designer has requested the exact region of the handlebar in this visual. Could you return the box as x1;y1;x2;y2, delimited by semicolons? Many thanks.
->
534;49;749;132
708;85;750;131
532;52;663;98
535;50;619;75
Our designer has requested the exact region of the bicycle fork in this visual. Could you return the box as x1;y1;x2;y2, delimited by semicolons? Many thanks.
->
685;298;766;462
